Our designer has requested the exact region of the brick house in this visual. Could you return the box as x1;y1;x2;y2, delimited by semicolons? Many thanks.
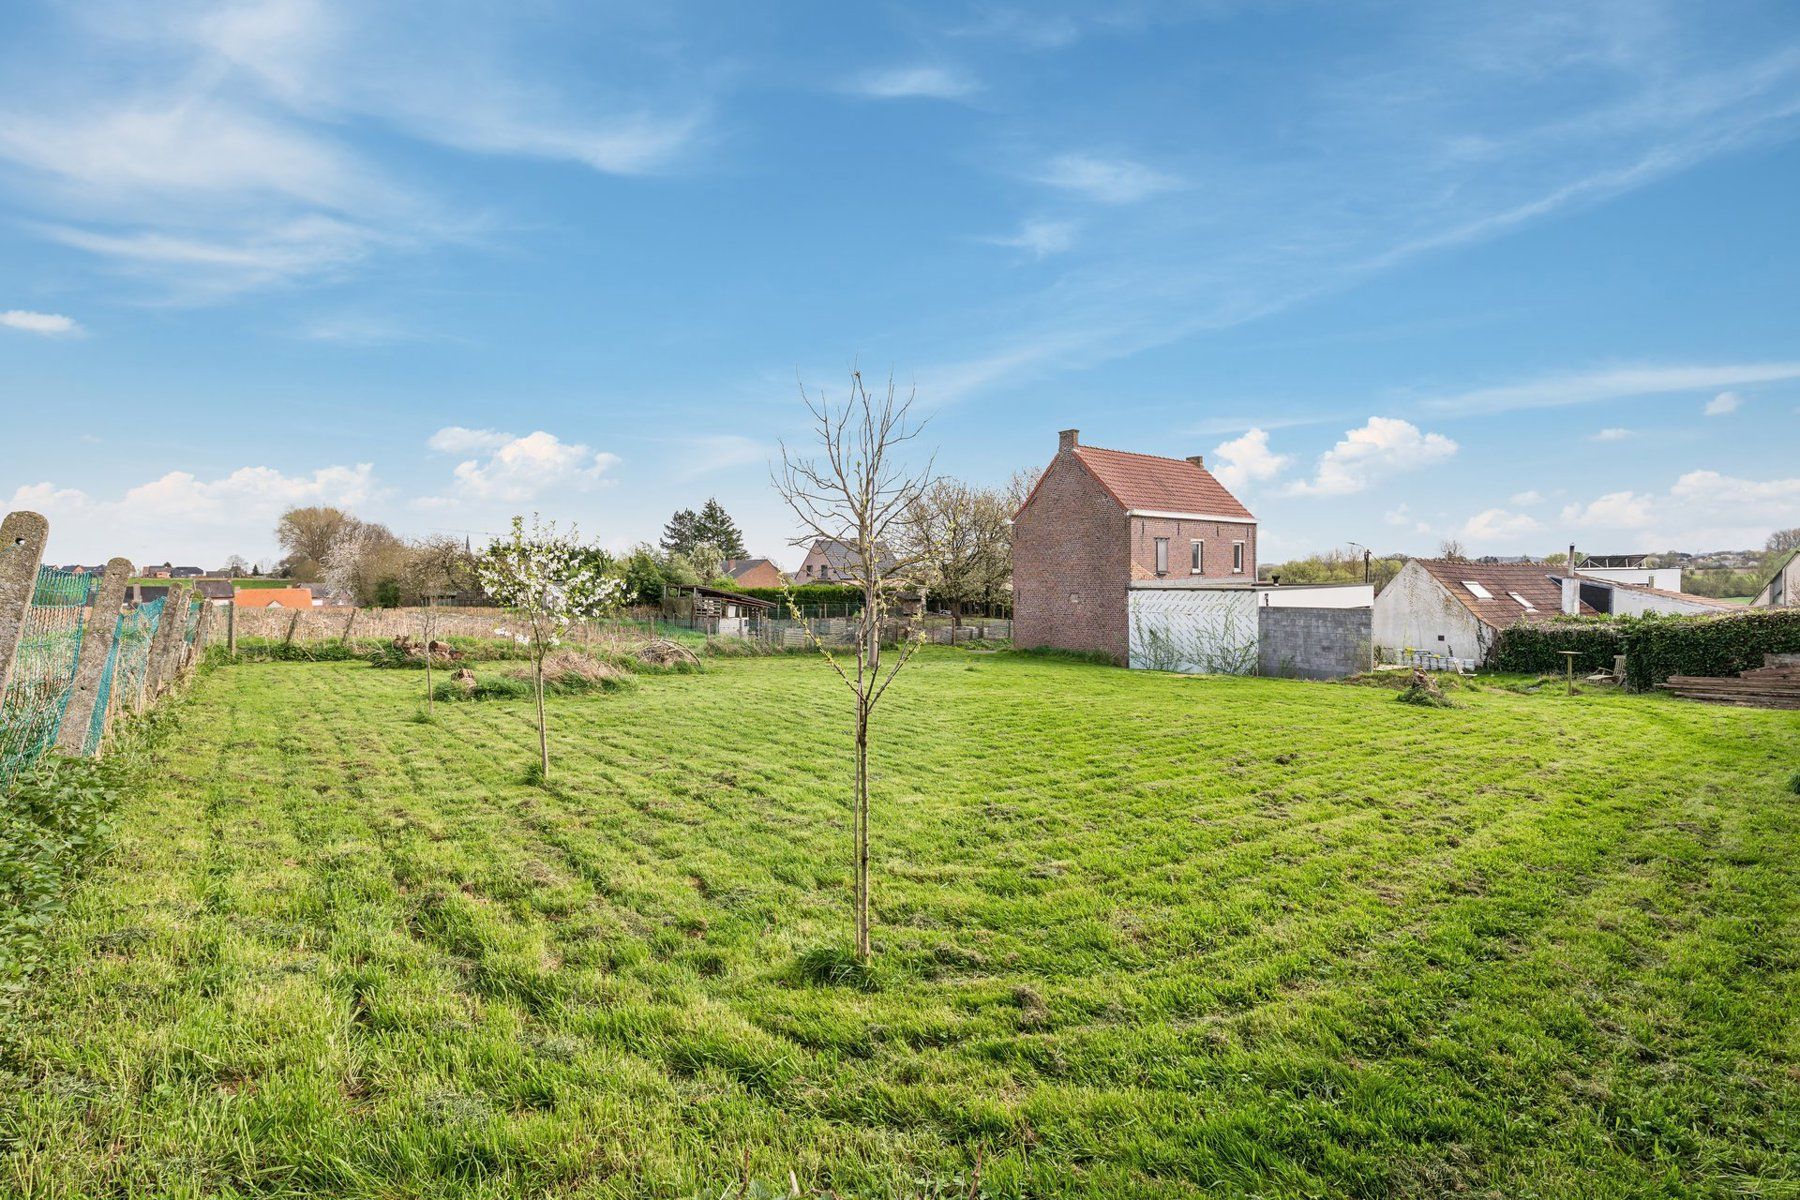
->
1012;429;1258;663
723;557;787;589
796;538;899;583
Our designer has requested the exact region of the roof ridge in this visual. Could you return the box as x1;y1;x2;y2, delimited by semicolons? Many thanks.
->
1073;443;1203;468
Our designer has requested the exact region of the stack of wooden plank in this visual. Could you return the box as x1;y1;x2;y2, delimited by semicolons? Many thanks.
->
1661;653;1800;709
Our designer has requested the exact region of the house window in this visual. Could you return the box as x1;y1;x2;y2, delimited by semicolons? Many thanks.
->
1461;581;1493;599
1232;541;1245;573
1191;540;1204;573
1154;537;1169;575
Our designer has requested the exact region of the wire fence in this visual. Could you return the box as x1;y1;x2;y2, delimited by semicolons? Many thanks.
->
0;567;95;784
80;598;164;756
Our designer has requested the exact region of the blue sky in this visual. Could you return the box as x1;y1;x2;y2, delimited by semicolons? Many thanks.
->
3;0;1798;568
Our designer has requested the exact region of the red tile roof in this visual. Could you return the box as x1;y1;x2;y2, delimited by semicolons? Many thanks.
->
1068;444;1255;520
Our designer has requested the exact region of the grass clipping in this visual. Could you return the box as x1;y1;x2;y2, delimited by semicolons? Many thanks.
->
435;650;634;702
1396;668;1456;708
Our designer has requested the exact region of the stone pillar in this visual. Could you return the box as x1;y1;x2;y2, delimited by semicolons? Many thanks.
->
187;600;218;673
149;581;193;693
55;556;133;754
0;511;50;702
226;598;237;658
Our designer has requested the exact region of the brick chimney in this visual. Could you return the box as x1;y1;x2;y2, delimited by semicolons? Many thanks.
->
1186;454;1205;469
1058;429;1079;452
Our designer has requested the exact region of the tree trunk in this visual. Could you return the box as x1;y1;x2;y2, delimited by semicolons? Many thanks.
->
535;654;549;779
425;646;433;716
854;698;870;962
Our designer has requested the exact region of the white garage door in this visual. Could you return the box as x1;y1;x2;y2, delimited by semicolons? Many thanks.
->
1128;588;1258;674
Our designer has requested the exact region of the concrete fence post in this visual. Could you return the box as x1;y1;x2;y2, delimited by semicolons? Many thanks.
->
55;556;133;754
187;600;218;674
149;582;193;693
227;598;237;658
0;510;51;703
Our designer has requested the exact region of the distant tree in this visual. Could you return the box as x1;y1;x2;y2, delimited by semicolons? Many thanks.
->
688;540;726;584
660;508;701;557
277;506;359;573
619;545;665;606
774;368;933;964
694;498;748;559
222;554;250;576
476;515;622;782
1438;539;1466;561
659;552;701;587
1768;528;1800;555
906;478;1011;626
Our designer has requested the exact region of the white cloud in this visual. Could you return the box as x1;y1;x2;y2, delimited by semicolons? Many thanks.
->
427;426;514;454
430;428;620;502
1460;507;1540;543
1560;490;1661;531
1703;390;1742;416
6;461;378;563
1288;417;1458;497
1427;363;1800;415
1510;490;1545;505
1036;153;1178;204
1208;428;1290;492
1590;427;1634;442
852;65;978;101
981;218;1077;258
0;309;80;335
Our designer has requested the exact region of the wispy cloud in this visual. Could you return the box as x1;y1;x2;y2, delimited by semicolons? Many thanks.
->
1460;507;1539;542
1;309;80;335
674;434;771;481
852;65;979;101
1704;390;1742;416
1426;363;1800;415
980;218;1077;258
1036;153;1178;203
1590;427;1634;442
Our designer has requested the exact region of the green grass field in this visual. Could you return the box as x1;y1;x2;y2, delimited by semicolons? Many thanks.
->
4;652;1797;1197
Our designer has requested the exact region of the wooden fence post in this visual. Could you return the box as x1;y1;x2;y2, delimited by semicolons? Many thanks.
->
284;608;300;646
343;606;358;643
55;556;133;754
0;510;50;703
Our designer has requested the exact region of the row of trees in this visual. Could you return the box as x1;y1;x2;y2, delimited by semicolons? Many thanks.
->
274;507;482;607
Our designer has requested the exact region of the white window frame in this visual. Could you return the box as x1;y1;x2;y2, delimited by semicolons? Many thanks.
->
1462;581;1494;599
1190;540;1204;573
1507;590;1536;611
1232;540;1245;573
1154;537;1169;576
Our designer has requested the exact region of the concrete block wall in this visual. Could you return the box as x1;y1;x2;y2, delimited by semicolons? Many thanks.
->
1258;605;1372;680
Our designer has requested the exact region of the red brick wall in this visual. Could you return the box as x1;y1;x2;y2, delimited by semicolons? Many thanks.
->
1128;517;1256;581
1011;452;1131;662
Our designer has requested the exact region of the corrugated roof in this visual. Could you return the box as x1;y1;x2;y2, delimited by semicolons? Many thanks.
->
1412;559;1586;629
1068;444;1255;520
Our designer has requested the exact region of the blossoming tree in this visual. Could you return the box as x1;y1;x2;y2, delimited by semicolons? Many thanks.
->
476;514;622;780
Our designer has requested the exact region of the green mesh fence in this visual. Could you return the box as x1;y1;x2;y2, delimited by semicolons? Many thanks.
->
80;599;163;757
0;566;94;784
102;597;164;742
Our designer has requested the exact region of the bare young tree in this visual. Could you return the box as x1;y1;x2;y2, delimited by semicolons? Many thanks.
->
774;369;933;963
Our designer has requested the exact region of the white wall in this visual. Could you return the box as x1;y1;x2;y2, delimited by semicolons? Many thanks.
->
1128;587;1259;674
1604;586;1721;616
1371;561;1489;666
1579;566;1682;591
1257;583;1374;608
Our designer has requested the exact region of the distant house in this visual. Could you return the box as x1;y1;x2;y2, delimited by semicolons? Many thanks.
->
169;566;207;579
796;538;899;583
233;586;315;610
1574;553;1683;592
1752;549;1799;608
143;564;173;579
1374;558;1735;668
722;557;786;589
195;580;235;604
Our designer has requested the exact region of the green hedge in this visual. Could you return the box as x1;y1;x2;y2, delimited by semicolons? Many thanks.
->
1487;618;1625;675
1488;609;1800;689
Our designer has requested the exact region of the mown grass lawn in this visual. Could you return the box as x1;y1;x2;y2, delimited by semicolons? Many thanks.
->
3;650;1797;1198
